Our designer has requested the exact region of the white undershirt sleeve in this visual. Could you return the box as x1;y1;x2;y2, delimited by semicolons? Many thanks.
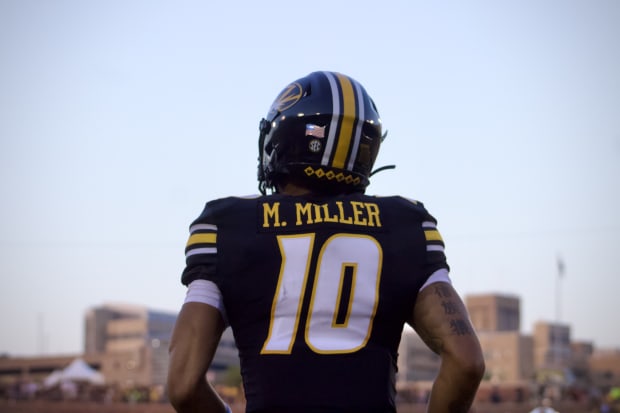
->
419;268;452;291
185;279;229;326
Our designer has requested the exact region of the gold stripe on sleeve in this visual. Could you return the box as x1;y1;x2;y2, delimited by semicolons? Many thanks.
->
186;233;217;248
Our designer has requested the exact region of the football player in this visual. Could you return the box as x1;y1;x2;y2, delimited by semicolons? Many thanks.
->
167;71;485;413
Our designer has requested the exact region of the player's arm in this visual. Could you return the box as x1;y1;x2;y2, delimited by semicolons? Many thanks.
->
167;301;228;413
408;281;485;413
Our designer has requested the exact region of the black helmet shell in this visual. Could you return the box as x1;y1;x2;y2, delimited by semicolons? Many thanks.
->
258;71;383;194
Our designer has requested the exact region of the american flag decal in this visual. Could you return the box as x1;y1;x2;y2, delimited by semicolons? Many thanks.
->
305;124;325;138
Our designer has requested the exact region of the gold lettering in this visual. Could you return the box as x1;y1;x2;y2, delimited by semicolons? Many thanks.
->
289;201;381;228
350;201;368;226
336;201;353;224
321;204;339;223
295;202;313;225
312;204;324;223
365;202;382;227
263;202;281;228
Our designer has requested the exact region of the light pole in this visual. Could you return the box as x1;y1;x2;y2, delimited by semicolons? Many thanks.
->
556;256;565;323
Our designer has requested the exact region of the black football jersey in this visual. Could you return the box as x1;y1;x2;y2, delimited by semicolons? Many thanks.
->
181;192;449;413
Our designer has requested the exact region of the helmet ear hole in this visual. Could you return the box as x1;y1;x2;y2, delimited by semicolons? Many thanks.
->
264;140;273;153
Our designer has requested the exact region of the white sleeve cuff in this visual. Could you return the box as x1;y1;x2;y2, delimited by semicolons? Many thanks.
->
419;268;452;291
185;279;229;326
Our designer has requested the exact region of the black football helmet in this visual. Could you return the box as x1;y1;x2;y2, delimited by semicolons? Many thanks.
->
258;71;385;194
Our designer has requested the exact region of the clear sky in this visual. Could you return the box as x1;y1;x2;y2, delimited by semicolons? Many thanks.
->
1;0;619;356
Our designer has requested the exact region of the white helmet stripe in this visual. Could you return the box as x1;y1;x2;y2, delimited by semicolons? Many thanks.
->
347;79;365;171
321;71;340;166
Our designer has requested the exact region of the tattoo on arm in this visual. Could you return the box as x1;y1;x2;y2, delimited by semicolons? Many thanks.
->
416;284;475;353
433;284;452;298
450;319;473;336
434;284;474;336
441;300;459;315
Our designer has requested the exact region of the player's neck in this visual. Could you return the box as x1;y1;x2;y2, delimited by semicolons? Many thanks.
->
278;182;313;196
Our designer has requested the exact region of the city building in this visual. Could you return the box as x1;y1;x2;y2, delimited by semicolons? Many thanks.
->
477;331;534;383
84;303;238;387
570;340;594;385
533;321;572;371
589;348;620;388
2;295;620;397
466;293;535;389
397;327;440;384
0;303;239;390
466;293;521;332
84;303;177;387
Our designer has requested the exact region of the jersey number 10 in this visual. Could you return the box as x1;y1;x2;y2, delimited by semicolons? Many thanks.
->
261;233;383;355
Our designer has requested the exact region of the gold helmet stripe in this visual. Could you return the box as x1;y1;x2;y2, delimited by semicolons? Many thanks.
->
321;72;361;171
331;73;357;169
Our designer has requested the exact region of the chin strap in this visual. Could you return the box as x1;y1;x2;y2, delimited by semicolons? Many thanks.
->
368;130;394;178
369;164;396;177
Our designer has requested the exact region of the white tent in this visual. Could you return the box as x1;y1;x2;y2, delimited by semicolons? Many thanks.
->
43;369;64;387
44;358;105;387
